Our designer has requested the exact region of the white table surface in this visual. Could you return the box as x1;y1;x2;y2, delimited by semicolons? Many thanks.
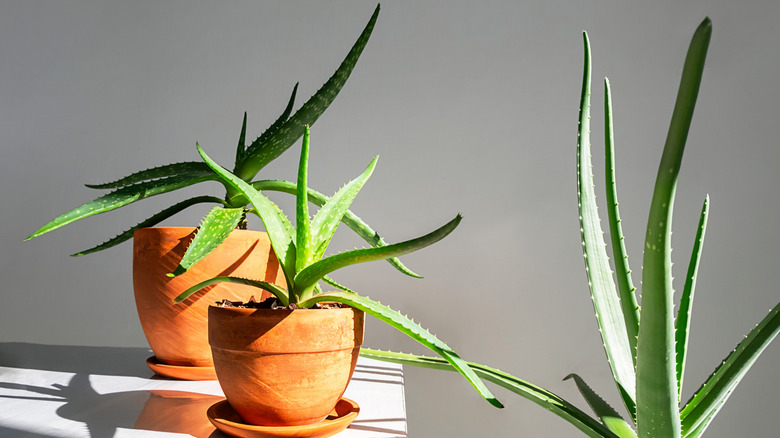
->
0;343;407;438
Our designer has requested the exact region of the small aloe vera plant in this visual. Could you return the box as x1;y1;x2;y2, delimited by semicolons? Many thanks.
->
174;126;503;409
24;5;417;279
362;18;779;438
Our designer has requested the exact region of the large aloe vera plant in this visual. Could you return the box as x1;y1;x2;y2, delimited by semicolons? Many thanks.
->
363;18;780;437
24;5;417;279
174;126;503;409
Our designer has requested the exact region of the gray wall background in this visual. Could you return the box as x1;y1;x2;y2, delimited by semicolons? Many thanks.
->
2;1;778;436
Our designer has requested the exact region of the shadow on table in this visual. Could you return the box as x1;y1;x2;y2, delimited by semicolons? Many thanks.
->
0;425;59;438
0;343;228;437
0;342;152;378
0;373;226;438
349;418;408;437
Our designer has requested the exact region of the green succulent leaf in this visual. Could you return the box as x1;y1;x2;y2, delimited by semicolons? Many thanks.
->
603;78;640;361
252;179;420;278
299;291;503;409
680;302;780;436
293;215;461;293
71;195;227;256
168;206;245;277
322;275;356;294
295;126;313;273
173;276;290;307
360;349;618;438
196;144;297;283
565;374;637;437
311;157;377;261
235;4;380;181
84;162;212;190
577;31;637;417
675;196;709;399
26;173;217;240
234;85;299;170
234;113;249;170
635;18;710;438
682;417;711;438
233;84;299;174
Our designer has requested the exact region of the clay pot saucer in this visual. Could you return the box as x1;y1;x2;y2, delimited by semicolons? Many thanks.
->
206;398;360;438
146;356;217;381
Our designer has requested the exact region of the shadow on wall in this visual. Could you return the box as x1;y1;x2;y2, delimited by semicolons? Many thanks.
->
0;343;151;377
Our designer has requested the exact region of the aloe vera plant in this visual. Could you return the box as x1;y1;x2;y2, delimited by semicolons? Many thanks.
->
24;5;417;279
362;18;780;437
173;125;502;408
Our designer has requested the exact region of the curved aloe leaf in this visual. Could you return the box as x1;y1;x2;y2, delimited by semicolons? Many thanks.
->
675;196;709;399
26;173;217;240
360;349;617;438
311;157;377;261
293;215;461;292
173;276;289;307
577;31;637;416
322;275;356;294
168;206;245;277
635;18;710;438
680;302;780;436
71;195;227;256
299;291;502;409
604;78;639;361
234;4;380;181
197;144;296;282
682;416;711;438
565;374;637;438
234;85;299;172
84;162;211;189
295;127;313;273
252;179;420;278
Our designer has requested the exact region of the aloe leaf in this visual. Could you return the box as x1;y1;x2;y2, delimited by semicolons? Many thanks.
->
680;302;780;436
234;4;380;181
322;275;356;294
635;18;711;438
173;276;290;307
294;215;461;292
565;374;637;437
295;127;313;273
233;84;299;173
300;291;502;409
71;195;227;256
675;196;709;399
682;416;711;438
197;144;296;282
26;173;216;240
577;31;637;416
360;349;616;438
252;179;420;278
311;157;378;261
168;206;245;277
234;113;249;169
84;162;212;189
604;78;640;361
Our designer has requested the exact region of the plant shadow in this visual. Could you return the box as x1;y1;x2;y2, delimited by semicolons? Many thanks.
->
0;374;226;438
0;343;228;437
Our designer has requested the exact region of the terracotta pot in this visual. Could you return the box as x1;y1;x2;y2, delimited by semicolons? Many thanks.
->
133;227;286;367
208;305;365;426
